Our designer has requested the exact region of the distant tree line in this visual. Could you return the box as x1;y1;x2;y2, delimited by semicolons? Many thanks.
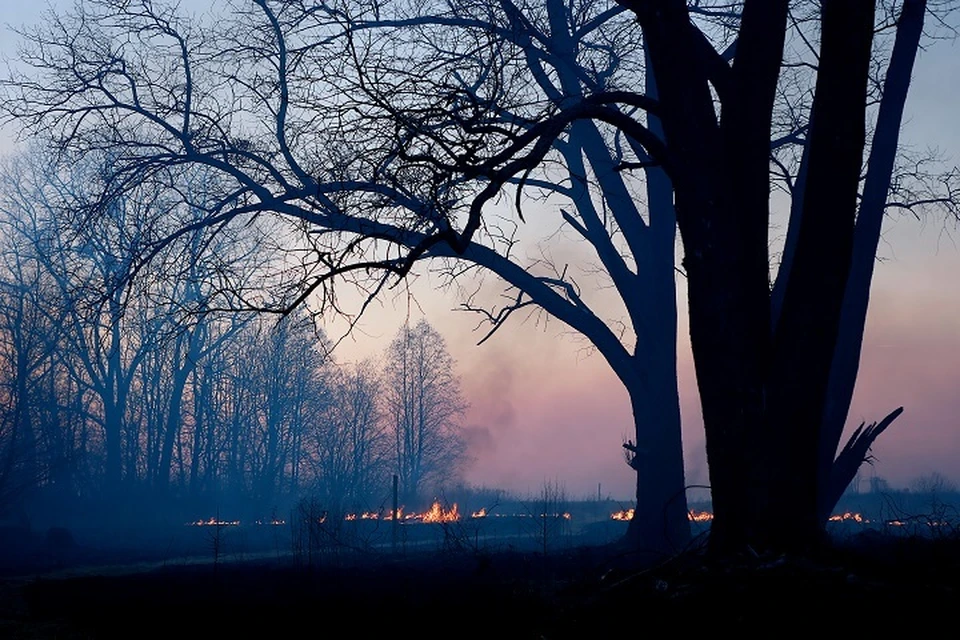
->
0;152;468;522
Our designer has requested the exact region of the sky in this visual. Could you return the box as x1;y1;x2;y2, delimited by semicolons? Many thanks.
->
1;1;959;501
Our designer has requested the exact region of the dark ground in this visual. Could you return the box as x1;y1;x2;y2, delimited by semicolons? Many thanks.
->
1;528;958;638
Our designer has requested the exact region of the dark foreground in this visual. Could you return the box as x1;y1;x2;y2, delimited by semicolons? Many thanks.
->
2;532;958;638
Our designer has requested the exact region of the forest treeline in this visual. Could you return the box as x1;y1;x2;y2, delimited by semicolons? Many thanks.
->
0;157;468;524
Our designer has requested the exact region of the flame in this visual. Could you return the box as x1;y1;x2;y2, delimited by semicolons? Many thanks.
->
610;508;713;522
420;500;460;523
344;510;390;521
205;506;942;528
828;511;868;524
688;509;714;522
383;507;403;521
189;517;240;527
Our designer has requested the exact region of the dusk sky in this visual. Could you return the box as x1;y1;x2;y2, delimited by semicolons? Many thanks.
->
1;2;958;501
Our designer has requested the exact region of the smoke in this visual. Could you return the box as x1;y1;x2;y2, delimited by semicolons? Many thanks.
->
461;356;517;462
462;425;496;456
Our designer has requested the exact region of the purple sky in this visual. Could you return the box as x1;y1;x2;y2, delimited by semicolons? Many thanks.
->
2;2;958;501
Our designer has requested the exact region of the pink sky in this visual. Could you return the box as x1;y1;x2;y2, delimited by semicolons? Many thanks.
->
328;216;960;501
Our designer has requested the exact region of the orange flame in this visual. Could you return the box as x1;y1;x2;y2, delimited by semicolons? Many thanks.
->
610;508;714;522
421;500;460;523
189;517;240;527
383;507;404;521
828;511;868;524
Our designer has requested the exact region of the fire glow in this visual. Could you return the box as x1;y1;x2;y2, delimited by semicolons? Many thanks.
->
188;518;240;527
420;501;460;523
341;501;461;523
828;511;867;524
610;509;714;522
610;509;882;525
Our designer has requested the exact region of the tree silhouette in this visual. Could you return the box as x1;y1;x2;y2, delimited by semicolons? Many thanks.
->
384;319;468;506
2;0;957;554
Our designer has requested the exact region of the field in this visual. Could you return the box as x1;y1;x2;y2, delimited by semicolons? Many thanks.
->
2;493;960;637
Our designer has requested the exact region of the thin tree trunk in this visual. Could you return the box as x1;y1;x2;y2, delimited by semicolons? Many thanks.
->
623;376;690;552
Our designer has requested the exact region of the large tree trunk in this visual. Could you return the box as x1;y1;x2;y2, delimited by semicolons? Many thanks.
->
633;0;877;554
639;0;777;553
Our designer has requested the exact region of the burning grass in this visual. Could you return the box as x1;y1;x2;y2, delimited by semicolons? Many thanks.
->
185;500;575;529
610;508;714;522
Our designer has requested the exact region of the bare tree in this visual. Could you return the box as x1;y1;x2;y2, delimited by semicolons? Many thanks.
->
0;152;163;492
385;319;468;506
312;359;389;512
247;312;334;511
0;193;59;512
